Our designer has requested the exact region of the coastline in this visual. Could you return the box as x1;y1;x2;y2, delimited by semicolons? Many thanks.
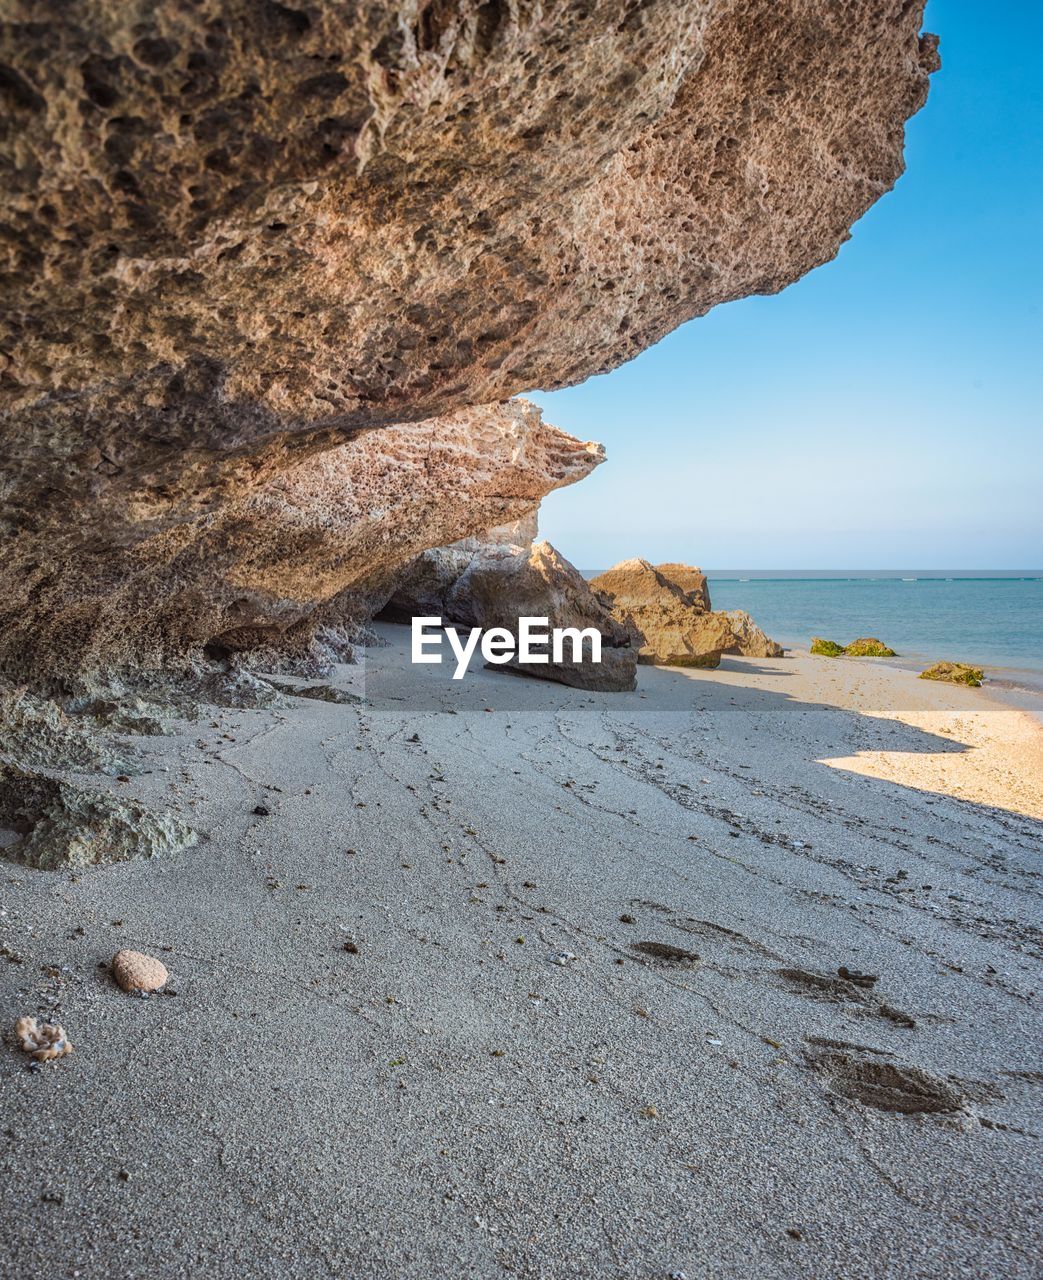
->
674;645;1043;821
2;624;1040;1277
771;642;1043;707
1;7;1037;1277
758;641;1043;725
577;571;1043;694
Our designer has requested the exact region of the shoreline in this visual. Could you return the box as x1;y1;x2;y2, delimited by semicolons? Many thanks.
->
776;644;1043;725
575;570;1043;692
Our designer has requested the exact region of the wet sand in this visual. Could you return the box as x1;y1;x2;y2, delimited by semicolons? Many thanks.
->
1;625;1041;1278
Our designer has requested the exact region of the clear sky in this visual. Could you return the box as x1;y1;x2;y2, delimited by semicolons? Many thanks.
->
528;1;1042;571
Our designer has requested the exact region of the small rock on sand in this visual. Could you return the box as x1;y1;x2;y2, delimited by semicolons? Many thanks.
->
112;949;168;993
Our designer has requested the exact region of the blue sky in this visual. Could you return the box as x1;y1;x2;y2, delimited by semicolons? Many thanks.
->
529;1;1042;570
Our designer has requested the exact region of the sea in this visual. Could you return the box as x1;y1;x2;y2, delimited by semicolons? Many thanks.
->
586;571;1043;694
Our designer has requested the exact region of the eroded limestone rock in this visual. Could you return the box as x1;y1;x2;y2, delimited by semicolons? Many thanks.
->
721;610;785;659
0;2;936;679
591;560;731;667
0;684;132;773
591;560;783;666
654;564;712;614
0;398;599;681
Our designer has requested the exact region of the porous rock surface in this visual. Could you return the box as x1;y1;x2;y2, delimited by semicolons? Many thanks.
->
654;564;712;613
0;1;937;680
591;559;784;667
0;761;198;869
0;397;601;680
13;1016;73;1063
592;559;734;667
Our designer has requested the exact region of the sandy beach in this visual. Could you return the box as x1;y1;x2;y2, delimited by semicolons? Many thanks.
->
2;624;1041;1279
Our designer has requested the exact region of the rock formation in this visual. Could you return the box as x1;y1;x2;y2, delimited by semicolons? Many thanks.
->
591;559;783;667
920;662;984;688
0;1;937;683
811;637;897;658
381;518;538;626
387;532;637;691
591;559;731;667
720;610;784;659
654;565;712;613
844;637;898;657
811;638;846;657
0;762;198;870
0;396;600;682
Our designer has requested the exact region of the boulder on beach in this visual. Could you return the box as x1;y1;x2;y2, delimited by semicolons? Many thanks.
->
919;662;984;688
811;637;897;658
591;560;729;667
845;637;898;657
382;515;538;627
591;560;783;668
811;638;846;657
653;564;712;613
388;535;637;692
721;611;786;659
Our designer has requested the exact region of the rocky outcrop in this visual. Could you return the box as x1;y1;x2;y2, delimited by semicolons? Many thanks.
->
0;397;600;683
651;566;784;655
591;560;783;667
655;565;712;614
721;610;785;659
591;560;731;667
844;637;898;657
388;536;637;691
0;2;936;680
0;762;197;870
811;637;897;658
811;638;846;657
381;517;537;625
920;662;984;688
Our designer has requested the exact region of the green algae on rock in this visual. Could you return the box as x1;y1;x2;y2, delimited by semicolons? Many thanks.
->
810;638;846;657
811;637;897;658
920;662;985;688
844;638;898;657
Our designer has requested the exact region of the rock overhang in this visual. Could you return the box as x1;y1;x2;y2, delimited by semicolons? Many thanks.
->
0;1;938;680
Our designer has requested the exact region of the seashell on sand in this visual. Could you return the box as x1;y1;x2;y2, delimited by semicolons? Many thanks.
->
14;1016;73;1062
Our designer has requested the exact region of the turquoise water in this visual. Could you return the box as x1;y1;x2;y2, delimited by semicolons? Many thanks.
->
582;571;1043;686
702;573;1042;680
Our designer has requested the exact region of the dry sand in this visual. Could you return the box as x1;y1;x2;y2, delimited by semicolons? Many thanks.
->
1;625;1041;1278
